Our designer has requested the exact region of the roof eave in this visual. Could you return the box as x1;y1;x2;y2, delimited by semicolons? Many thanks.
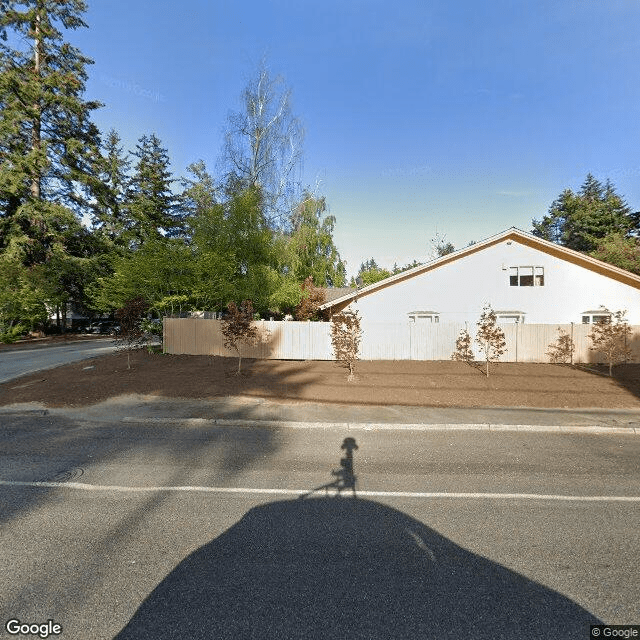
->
319;227;640;310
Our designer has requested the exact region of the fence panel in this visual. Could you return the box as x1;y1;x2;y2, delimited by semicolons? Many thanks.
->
163;318;640;363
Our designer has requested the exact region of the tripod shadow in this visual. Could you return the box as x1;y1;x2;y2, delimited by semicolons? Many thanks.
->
299;437;358;498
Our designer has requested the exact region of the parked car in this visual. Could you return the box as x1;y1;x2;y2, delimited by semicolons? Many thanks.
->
85;321;117;335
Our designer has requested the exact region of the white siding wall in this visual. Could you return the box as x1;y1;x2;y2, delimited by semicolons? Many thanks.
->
348;240;640;325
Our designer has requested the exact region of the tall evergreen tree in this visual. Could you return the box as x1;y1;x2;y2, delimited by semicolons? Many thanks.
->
532;174;635;253
0;0;102;265
92;128;131;247
127;133;181;246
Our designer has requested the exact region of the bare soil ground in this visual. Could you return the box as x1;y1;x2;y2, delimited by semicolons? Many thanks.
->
2;349;640;409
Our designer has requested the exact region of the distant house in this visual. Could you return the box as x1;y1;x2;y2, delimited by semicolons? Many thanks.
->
319;228;640;325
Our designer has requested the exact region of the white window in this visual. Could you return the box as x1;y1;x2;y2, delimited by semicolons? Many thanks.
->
509;266;544;286
408;311;439;323
581;310;612;324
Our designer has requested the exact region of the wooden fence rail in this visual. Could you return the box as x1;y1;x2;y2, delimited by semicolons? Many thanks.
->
163;318;640;363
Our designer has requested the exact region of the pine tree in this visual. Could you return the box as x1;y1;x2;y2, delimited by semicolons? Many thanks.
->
127;133;181;246
0;0;102;265
92;128;131;247
532;174;634;253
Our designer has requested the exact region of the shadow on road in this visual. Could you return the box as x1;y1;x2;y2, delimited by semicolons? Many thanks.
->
114;496;601;640
300;436;359;498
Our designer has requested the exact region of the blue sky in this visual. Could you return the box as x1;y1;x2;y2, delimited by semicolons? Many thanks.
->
71;0;640;277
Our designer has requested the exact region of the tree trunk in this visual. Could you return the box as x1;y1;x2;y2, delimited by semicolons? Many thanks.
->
31;8;42;201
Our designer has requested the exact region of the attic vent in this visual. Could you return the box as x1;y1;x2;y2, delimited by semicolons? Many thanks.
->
408;311;439;323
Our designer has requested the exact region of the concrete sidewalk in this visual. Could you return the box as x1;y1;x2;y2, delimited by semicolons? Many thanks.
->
2;394;640;434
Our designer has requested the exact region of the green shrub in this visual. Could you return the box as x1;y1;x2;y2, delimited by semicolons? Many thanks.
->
0;324;26;344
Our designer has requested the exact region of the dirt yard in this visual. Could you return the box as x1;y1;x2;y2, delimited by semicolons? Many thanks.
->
2;349;640;409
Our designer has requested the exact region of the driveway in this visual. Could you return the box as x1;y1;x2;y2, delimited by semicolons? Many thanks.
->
0;339;118;384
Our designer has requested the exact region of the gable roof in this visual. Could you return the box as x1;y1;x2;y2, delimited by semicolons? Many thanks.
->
319;227;640;311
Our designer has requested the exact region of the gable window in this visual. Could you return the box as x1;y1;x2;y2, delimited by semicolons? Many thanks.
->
408;311;439;323
509;266;544;286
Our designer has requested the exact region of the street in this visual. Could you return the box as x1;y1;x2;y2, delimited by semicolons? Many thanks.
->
1;407;638;639
0;339;117;384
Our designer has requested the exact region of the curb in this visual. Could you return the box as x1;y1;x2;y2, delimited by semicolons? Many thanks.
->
120;416;640;435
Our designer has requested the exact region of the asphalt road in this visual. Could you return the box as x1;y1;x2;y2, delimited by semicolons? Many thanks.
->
0;339;117;383
1;409;638;639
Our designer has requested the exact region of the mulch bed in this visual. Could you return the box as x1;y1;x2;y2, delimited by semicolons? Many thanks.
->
2;349;640;409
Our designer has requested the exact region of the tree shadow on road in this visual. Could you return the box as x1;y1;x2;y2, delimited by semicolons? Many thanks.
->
114;496;601;640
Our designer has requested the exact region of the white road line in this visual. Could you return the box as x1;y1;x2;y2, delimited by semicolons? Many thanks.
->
1;479;639;501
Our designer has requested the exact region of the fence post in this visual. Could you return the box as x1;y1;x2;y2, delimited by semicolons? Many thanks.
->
570;322;574;365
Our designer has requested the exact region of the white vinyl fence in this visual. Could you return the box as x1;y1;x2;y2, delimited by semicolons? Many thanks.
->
163;318;640;363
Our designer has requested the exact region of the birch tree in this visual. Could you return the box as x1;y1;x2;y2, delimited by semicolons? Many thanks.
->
220;60;304;229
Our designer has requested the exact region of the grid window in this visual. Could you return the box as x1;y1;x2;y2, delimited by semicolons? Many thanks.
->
509;266;544;286
582;313;611;324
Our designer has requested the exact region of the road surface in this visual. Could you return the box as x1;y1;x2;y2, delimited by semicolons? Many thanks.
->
1;407;638;639
0;339;117;384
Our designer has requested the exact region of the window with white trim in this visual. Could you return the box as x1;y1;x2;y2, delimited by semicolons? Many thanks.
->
581;311;612;324
509;266;544;286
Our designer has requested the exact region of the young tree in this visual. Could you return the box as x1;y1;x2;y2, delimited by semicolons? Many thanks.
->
220;60;304;229
330;308;362;382
221;300;260;374
547;327;575;364
451;326;474;363
532;174;634;253
294;276;326;321
475;305;506;377
114;296;149;370
588;309;632;376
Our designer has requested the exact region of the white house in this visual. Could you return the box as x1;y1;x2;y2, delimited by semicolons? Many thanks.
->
320;228;640;325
